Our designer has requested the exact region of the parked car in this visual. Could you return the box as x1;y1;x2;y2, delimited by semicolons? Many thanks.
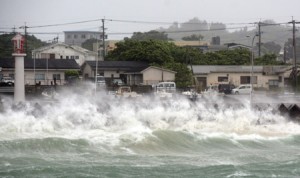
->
112;79;124;86
218;84;235;94
155;82;176;93
0;76;14;86
232;84;252;94
115;86;142;98
96;75;106;87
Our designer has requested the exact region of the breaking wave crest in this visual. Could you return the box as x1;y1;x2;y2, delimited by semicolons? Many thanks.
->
0;89;300;154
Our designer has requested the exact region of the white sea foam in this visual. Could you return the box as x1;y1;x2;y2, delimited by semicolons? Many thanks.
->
0;89;300;144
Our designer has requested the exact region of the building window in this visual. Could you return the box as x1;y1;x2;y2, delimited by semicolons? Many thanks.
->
218;76;228;82
50;53;55;59
70;56;75;59
269;80;279;86
240;76;257;84
240;76;250;84
66;56;69;59
75;56;79;59
53;74;61;80
81;34;86;39
269;80;279;89
279;76;282;82
35;74;45;80
74;34;77;39
67;34;71;39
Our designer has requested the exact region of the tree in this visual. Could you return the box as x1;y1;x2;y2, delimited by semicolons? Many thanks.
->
182;34;204;41
107;39;174;64
284;37;300;62
131;30;170;41
164;62;193;88
65;70;80;85
255;54;284;65
0;33;14;58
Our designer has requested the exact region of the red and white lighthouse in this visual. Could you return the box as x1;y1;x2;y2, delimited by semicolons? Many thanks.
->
12;33;26;103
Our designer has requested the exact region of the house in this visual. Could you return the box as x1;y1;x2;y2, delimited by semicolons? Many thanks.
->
190;65;292;91
64;31;103;46
81;61;176;86
0;58;80;85
32;42;97;66
225;43;252;50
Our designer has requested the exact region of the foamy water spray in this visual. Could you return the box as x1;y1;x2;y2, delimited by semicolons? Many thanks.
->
1;84;300;147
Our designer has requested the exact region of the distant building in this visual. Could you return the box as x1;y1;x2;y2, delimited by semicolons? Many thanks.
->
207;43;251;53
81;61;176;85
172;41;209;52
190;65;292;91
32;42;98;66
64;31;103;46
211;36;220;45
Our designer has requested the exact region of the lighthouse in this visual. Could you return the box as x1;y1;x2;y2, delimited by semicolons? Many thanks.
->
12;33;26;103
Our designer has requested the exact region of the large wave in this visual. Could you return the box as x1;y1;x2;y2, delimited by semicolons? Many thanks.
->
0;87;300;154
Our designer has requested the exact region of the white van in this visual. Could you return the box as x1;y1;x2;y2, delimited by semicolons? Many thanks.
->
155;82;176;93
232;84;252;94
96;75;106;86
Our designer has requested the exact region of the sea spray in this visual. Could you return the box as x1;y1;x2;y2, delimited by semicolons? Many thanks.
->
1;90;300;177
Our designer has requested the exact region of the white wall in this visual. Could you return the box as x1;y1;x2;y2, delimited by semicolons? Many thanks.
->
24;70;66;85
206;72;284;89
142;67;175;85
33;45;96;66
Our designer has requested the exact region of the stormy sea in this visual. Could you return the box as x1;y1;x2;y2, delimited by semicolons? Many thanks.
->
0;88;300;178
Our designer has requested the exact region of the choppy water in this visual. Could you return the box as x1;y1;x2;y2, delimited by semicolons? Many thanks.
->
1;88;300;177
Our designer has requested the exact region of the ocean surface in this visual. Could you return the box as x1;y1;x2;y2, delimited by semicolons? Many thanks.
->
0;90;300;178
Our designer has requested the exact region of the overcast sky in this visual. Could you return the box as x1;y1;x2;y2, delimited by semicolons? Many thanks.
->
1;0;299;41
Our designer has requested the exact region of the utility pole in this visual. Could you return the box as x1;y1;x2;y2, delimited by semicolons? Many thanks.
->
53;36;59;43
258;22;262;57
12;26;16;34
289;19;300;88
102;19;105;61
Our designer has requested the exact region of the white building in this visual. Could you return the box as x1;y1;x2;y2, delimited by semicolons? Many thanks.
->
0;58;80;86
64;31;102;46
81;61;176;86
191;65;293;91
32;42;98;66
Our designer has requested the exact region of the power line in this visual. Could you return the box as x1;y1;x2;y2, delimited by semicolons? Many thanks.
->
14;18;264;29
25;19;101;28
1;25;255;36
